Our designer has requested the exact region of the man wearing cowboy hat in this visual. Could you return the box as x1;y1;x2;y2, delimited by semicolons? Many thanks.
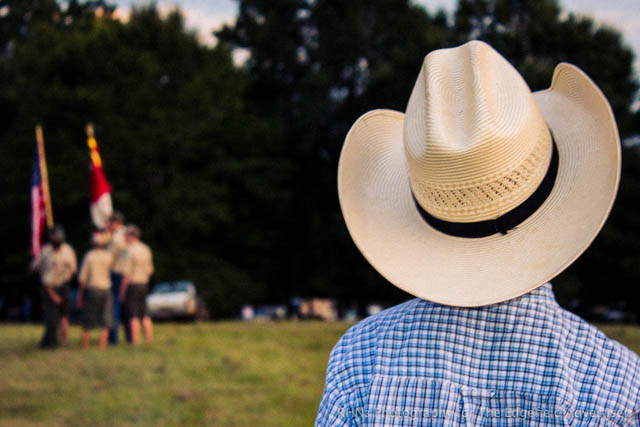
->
316;41;640;426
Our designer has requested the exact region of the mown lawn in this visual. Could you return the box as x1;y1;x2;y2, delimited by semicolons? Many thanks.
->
0;321;350;427
0;322;639;426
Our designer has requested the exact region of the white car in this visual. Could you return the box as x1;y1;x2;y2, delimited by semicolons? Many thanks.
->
146;281;209;321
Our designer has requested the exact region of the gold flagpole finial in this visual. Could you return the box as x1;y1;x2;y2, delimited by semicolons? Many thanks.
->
86;123;95;139
86;123;98;150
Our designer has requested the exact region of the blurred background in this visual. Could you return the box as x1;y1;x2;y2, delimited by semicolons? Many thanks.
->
1;1;640;425
0;0;639;320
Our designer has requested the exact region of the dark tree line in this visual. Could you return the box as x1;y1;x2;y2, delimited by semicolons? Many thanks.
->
0;0;638;318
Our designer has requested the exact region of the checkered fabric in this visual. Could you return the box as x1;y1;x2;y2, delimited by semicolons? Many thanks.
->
315;284;640;426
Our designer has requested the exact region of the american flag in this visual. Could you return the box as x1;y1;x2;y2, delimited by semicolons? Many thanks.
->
30;144;46;258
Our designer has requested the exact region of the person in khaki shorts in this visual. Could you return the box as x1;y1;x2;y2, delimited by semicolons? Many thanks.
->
77;231;114;349
119;225;154;345
31;225;77;348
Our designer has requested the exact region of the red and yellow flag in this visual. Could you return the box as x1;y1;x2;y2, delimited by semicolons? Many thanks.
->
87;124;113;229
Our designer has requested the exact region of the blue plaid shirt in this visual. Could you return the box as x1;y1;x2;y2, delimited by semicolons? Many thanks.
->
316;284;640;426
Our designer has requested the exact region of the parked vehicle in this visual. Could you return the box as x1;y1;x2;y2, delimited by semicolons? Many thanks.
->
589;302;636;323
146;281;209;321
253;305;288;321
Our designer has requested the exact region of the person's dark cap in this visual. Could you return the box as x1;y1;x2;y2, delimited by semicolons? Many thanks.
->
48;225;65;242
109;211;125;224
126;224;141;238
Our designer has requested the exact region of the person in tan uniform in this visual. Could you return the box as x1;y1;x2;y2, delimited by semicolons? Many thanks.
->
119;225;154;345
31;225;77;348
77;232;114;349
107;211;128;344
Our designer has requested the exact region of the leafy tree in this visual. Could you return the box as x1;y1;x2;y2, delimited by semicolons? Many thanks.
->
1;0;638;319
454;0;637;135
0;4;288;317
219;0;639;310
0;0;59;56
218;0;454;308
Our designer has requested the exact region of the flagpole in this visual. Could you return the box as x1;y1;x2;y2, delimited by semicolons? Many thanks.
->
35;125;54;229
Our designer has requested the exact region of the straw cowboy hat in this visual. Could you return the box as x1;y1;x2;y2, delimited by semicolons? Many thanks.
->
338;40;621;306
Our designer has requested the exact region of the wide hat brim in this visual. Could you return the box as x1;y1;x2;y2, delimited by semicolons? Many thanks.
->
338;63;621;307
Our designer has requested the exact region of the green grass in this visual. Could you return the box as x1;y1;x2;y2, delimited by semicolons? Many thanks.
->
0;322;639;426
0;321;350;427
596;323;640;354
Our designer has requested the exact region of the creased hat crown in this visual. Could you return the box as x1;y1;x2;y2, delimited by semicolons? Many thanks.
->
404;40;552;223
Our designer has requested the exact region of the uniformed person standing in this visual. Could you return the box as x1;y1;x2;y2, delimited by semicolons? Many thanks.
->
107;211;128;344
77;232;114;349
119;225;154;345
31;225;77;348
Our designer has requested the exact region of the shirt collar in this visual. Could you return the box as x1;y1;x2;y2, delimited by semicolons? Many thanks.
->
422;282;560;310
506;282;559;308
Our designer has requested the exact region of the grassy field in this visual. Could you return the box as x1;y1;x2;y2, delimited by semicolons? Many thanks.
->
1;322;639;426
0;321;350;426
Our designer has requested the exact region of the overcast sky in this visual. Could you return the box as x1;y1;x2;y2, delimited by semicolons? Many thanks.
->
113;0;640;80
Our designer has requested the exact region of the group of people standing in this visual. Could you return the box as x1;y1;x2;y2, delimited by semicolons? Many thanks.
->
31;212;155;349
